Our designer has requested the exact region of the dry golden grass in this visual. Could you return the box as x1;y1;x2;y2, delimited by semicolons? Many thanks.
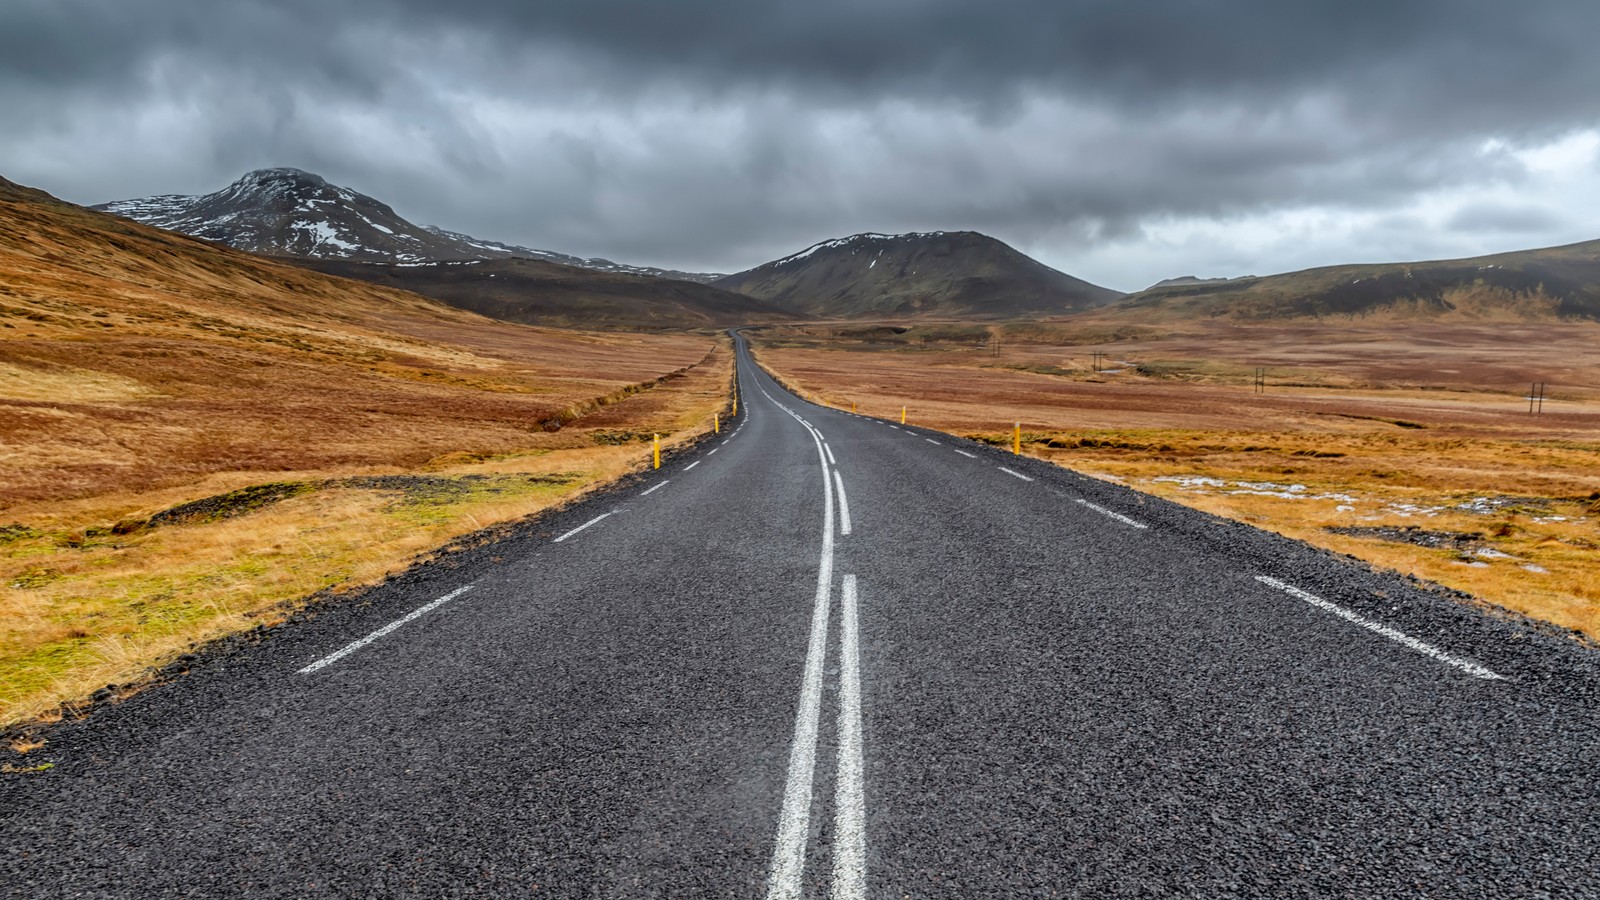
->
0;182;734;725
752;322;1600;639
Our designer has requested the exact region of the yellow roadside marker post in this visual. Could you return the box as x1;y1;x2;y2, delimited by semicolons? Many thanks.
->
901;406;907;424
733;393;738;416
714;413;720;434
852;401;857;413
653;433;661;469
1013;422;1021;455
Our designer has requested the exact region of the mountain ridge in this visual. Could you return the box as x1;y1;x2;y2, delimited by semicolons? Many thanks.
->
1114;238;1600;322
714;231;1123;319
94;168;722;282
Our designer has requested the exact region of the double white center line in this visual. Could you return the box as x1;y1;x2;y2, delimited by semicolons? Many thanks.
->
767;402;867;900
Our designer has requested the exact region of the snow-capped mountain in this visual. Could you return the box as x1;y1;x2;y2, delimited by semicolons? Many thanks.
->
714;231;1123;318
94;169;721;282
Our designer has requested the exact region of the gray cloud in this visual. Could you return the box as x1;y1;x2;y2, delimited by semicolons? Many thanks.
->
1446;201;1567;234
4;0;1600;287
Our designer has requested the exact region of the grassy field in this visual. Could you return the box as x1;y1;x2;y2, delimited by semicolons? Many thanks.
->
751;320;1600;640
1;180;733;727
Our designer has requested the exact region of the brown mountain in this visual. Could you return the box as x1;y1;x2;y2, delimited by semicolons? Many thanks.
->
296;257;795;331
713;231;1122;319
1117;239;1600;322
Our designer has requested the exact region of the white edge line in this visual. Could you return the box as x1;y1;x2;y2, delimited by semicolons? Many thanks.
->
1073;497;1148;530
834;470;853;536
685;460;701;471
998;466;1033;482
640;480;669;496
553;511;612;543
925;438;941;445
1255;576;1505;680
825;443;837;466
953;449;977;459
709;448;719;455
298;586;472;674
833;574;866;899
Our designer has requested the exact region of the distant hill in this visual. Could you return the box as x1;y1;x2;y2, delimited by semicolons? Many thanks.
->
297;256;795;330
1146;275;1254;290
714;231;1122;319
94;168;721;282
1119;241;1600;321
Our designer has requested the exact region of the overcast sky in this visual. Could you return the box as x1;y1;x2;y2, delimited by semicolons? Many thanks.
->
4;1;1600;291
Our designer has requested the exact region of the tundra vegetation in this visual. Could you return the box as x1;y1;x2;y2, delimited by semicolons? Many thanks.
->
752;320;1600;641
0;179;732;726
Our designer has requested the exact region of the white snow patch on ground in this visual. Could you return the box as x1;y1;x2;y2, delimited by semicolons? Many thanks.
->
1155;476;1356;502
293;220;360;253
1155;475;1226;489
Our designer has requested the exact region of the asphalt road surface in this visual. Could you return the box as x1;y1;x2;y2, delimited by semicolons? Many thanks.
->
4;334;1598;898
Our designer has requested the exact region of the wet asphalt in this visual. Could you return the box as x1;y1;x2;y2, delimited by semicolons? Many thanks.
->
2;335;1597;898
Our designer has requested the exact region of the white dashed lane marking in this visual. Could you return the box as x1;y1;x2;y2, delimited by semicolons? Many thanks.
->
833;574;866;898
1256;576;1505;680
554;512;613;543
298;586;473;675
1073;498;1148;530
834;471;853;536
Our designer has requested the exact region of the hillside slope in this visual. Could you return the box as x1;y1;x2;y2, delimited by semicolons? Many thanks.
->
1;173;733;725
297;256;794;330
0;174;721;503
94;168;720;281
714;231;1122;319
1117;240;1600;321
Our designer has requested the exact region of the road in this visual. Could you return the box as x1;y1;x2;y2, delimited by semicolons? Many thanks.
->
3;333;1598;898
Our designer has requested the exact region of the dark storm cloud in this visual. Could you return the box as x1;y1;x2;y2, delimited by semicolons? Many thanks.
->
4;0;1599;282
12;1;1599;118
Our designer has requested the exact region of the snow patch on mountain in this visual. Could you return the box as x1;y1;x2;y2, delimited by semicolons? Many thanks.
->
773;231;955;267
95;168;724;281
